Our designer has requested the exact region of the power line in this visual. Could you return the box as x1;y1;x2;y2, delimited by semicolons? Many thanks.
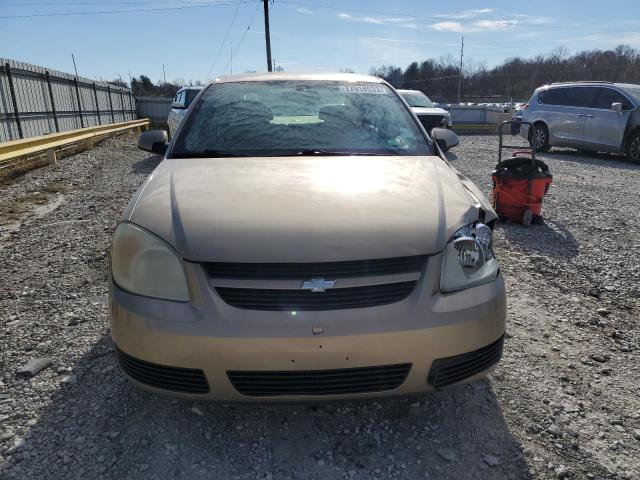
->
0;1;220;5
277;0;640;34
207;0;243;78
0;1;244;19
220;0;261;75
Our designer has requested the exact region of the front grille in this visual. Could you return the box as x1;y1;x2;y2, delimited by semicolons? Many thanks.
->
204;255;426;280
216;281;416;311
228;363;412;396
427;334;505;389
116;348;210;394
418;115;445;131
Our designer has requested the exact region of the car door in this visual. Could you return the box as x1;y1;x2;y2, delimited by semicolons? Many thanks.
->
551;87;597;147
582;87;633;152
537;87;580;146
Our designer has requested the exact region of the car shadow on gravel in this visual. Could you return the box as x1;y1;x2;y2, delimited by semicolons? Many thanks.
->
1;336;532;480
131;155;162;175
545;149;640;170
444;151;459;161
498;219;579;259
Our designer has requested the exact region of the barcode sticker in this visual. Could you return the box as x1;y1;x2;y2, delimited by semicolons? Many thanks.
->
339;85;388;94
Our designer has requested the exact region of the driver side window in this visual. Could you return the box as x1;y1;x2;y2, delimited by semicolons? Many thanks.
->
593;88;633;110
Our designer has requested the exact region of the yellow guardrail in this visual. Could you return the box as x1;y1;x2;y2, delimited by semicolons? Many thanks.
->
0;118;149;173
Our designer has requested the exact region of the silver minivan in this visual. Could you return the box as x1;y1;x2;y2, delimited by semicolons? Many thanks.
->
168;87;203;138
521;81;640;163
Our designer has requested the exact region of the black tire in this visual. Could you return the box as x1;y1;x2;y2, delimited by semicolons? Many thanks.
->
531;123;551;153
627;131;640;165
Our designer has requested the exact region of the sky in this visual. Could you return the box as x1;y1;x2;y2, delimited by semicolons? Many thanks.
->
1;0;639;85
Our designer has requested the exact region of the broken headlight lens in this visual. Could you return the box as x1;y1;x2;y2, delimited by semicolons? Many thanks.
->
111;222;189;301
440;222;499;293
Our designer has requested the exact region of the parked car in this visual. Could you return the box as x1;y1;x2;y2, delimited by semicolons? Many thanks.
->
521;81;640;163
511;108;524;135
111;73;505;401
167;86;203;137
397;89;453;130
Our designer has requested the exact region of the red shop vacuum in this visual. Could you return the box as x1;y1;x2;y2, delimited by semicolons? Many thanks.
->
492;121;552;227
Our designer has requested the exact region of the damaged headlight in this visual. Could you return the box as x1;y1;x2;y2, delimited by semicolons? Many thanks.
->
111;222;189;301
440;222;499;293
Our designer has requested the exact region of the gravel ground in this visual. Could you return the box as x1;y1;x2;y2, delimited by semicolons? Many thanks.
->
1;133;639;480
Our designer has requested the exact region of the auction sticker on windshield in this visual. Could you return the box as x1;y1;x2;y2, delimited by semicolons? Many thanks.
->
339;85;388;94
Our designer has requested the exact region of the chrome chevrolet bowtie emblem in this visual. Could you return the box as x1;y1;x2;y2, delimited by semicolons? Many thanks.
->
301;278;335;292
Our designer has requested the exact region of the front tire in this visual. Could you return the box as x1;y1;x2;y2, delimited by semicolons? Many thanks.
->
531;123;551;153
627;131;640;164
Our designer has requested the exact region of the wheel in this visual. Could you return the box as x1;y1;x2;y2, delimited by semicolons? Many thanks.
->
522;209;533;227
627;131;640;164
531;124;551;153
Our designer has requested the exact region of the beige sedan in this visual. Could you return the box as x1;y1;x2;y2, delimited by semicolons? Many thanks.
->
110;73;506;401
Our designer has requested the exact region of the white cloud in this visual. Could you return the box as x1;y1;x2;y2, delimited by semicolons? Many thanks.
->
337;13;418;29
296;7;313;15
473;19;518;30
435;8;494;20
431;21;464;32
430;19;518;33
466;8;494;15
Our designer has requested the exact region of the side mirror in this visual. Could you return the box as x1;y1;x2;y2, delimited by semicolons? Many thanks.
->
432;127;459;152
171;101;186;109
138;130;168;155
611;102;623;113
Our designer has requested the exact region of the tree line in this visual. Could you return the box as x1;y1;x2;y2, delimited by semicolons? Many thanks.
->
370;45;640;102
107;75;204;97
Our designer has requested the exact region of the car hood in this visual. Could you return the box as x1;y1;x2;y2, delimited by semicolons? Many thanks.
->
411;107;449;116
126;156;487;262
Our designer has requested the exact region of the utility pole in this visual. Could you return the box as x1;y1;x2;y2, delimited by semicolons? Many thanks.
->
71;53;83;123
457;36;464;103
263;0;273;72
162;63;166;96
71;53;79;77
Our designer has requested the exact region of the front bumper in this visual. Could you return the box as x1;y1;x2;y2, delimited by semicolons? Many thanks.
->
110;256;506;401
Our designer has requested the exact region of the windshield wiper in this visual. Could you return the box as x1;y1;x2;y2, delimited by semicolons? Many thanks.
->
295;149;394;156
171;149;250;158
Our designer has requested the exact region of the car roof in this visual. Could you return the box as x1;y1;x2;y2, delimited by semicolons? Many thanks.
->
614;82;640;90
396;89;422;94
210;72;385;85
541;81;640;90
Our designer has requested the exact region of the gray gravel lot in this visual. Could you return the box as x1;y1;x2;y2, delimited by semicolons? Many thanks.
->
1;133;639;480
